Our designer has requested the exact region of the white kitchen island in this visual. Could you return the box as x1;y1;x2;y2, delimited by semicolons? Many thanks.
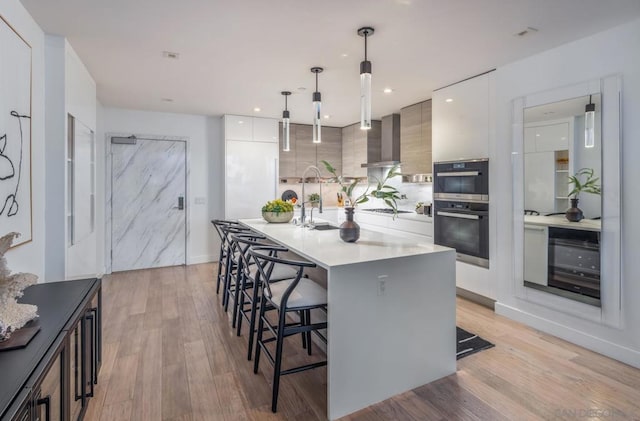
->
240;219;457;420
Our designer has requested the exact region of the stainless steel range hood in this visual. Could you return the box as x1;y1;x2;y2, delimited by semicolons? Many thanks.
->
361;114;400;168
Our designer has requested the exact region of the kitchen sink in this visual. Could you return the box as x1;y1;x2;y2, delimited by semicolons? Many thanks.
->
312;224;340;231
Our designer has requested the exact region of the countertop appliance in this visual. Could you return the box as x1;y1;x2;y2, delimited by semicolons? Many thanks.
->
433;200;489;268
433;159;488;202
547;227;601;301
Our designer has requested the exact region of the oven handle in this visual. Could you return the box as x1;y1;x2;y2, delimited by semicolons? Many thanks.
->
436;211;480;220
436;171;481;177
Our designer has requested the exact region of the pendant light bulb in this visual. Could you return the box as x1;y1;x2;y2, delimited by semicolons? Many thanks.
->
358;27;374;130
585;95;595;149
281;91;291;152
311;67;323;144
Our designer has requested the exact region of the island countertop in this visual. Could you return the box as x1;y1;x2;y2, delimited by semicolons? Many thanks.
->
239;218;451;269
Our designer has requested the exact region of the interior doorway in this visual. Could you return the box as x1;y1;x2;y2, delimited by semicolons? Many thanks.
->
110;136;187;272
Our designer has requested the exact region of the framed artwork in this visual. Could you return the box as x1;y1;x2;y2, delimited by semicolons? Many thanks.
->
0;14;32;248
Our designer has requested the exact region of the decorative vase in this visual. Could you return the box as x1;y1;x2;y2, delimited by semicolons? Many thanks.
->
565;198;584;222
339;207;360;242
262;211;294;223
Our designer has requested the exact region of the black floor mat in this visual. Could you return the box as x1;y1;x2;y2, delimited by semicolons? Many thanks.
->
456;327;494;360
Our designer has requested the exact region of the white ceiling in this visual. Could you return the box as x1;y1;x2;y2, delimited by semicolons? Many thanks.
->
525;94;601;123
20;0;640;127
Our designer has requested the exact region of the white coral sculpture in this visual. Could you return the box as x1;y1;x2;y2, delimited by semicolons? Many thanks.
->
0;232;38;341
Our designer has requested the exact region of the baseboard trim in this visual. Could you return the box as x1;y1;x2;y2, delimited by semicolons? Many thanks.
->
495;302;640;369
456;287;495;310
188;255;217;265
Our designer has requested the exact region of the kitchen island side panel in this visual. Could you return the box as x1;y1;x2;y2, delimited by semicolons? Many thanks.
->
326;251;457;420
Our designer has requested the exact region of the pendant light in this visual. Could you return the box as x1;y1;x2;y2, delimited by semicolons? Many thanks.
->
584;95;595;148
311;67;323;143
281;91;291;152
358;26;374;130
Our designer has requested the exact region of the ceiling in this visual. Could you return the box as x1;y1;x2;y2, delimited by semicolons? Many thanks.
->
20;0;640;127
525;94;601;123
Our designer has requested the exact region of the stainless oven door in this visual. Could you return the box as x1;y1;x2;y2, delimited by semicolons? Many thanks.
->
433;160;489;202
434;201;489;268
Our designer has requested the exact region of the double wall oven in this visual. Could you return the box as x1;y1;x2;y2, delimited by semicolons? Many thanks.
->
433;159;489;268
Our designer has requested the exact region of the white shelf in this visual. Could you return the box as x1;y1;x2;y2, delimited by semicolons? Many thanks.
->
555;169;569;173
555;196;569;200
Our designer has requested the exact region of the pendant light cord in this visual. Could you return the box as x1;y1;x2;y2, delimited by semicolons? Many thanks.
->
364;32;368;61
285;95;288;111
315;72;319;92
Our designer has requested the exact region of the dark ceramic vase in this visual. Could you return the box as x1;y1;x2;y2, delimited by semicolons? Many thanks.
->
565;198;584;222
340;207;360;242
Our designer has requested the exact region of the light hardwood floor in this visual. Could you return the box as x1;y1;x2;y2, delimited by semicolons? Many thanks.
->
85;264;640;421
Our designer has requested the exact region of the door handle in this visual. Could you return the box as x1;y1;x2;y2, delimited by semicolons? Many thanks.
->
36;396;50;421
436;211;480;220
173;196;184;210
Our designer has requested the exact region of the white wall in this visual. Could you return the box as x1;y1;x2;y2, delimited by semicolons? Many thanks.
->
64;40;98;279
1;1;46;279
101;108;222;268
493;18;640;367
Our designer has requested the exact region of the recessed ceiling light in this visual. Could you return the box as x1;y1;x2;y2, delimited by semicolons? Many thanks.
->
161;98;174;102
445;98;453;103
253;107;261;112
238;120;244;124
341;53;349;58
535;134;540;137
162;51;180;59
324;114;331;119
383;88;393;94
515;27;539;37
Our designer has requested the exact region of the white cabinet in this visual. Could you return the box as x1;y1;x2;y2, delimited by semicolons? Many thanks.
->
253;117;279;143
224;115;278;143
524;224;548;286
223;115;279;220
224;115;253;141
525;122;569;152
432;71;494;162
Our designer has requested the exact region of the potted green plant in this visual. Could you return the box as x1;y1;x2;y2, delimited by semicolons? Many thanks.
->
308;193;321;208
566;167;601;222
261;199;294;223
321;160;403;242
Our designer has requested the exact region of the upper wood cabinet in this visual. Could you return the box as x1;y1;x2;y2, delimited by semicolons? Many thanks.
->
342;121;381;178
279;124;342;178
278;122;297;178
317;126;342;177
400;100;432;174
432;71;494;162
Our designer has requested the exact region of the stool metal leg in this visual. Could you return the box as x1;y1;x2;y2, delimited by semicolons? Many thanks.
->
271;309;288;413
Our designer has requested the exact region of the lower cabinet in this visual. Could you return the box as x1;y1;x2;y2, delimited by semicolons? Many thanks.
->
524;224;548;285
2;280;101;421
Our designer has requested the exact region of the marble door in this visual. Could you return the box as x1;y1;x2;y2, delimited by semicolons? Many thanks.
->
111;138;186;271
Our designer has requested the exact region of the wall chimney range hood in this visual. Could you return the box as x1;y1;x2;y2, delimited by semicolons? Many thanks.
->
361;114;400;168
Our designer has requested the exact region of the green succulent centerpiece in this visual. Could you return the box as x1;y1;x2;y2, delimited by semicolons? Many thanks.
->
321;160;403;215
308;193;321;207
262;199;294;223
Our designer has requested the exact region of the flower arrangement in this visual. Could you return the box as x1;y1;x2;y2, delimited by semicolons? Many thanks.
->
321;160;403;214
261;199;294;214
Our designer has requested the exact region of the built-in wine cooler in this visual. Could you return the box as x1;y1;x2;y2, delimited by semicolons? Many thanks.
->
547;227;601;300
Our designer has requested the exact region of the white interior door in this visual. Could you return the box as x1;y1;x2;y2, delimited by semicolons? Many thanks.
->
111;138;186;272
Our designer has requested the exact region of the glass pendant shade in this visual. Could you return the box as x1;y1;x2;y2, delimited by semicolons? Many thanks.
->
312;98;322;144
358;27;374;131
360;70;372;130
281;91;291;152
585;101;595;148
282;115;290;152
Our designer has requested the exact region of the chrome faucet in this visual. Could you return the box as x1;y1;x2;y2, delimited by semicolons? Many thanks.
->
300;165;323;226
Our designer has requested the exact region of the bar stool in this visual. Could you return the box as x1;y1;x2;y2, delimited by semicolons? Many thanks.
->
211;219;243;295
250;250;328;413
231;235;297;359
220;225;259;312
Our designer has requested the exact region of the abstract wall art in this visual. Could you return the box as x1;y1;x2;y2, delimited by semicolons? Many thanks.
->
0;15;32;247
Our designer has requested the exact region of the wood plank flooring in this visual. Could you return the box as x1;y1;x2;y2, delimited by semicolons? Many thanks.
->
85;264;640;421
